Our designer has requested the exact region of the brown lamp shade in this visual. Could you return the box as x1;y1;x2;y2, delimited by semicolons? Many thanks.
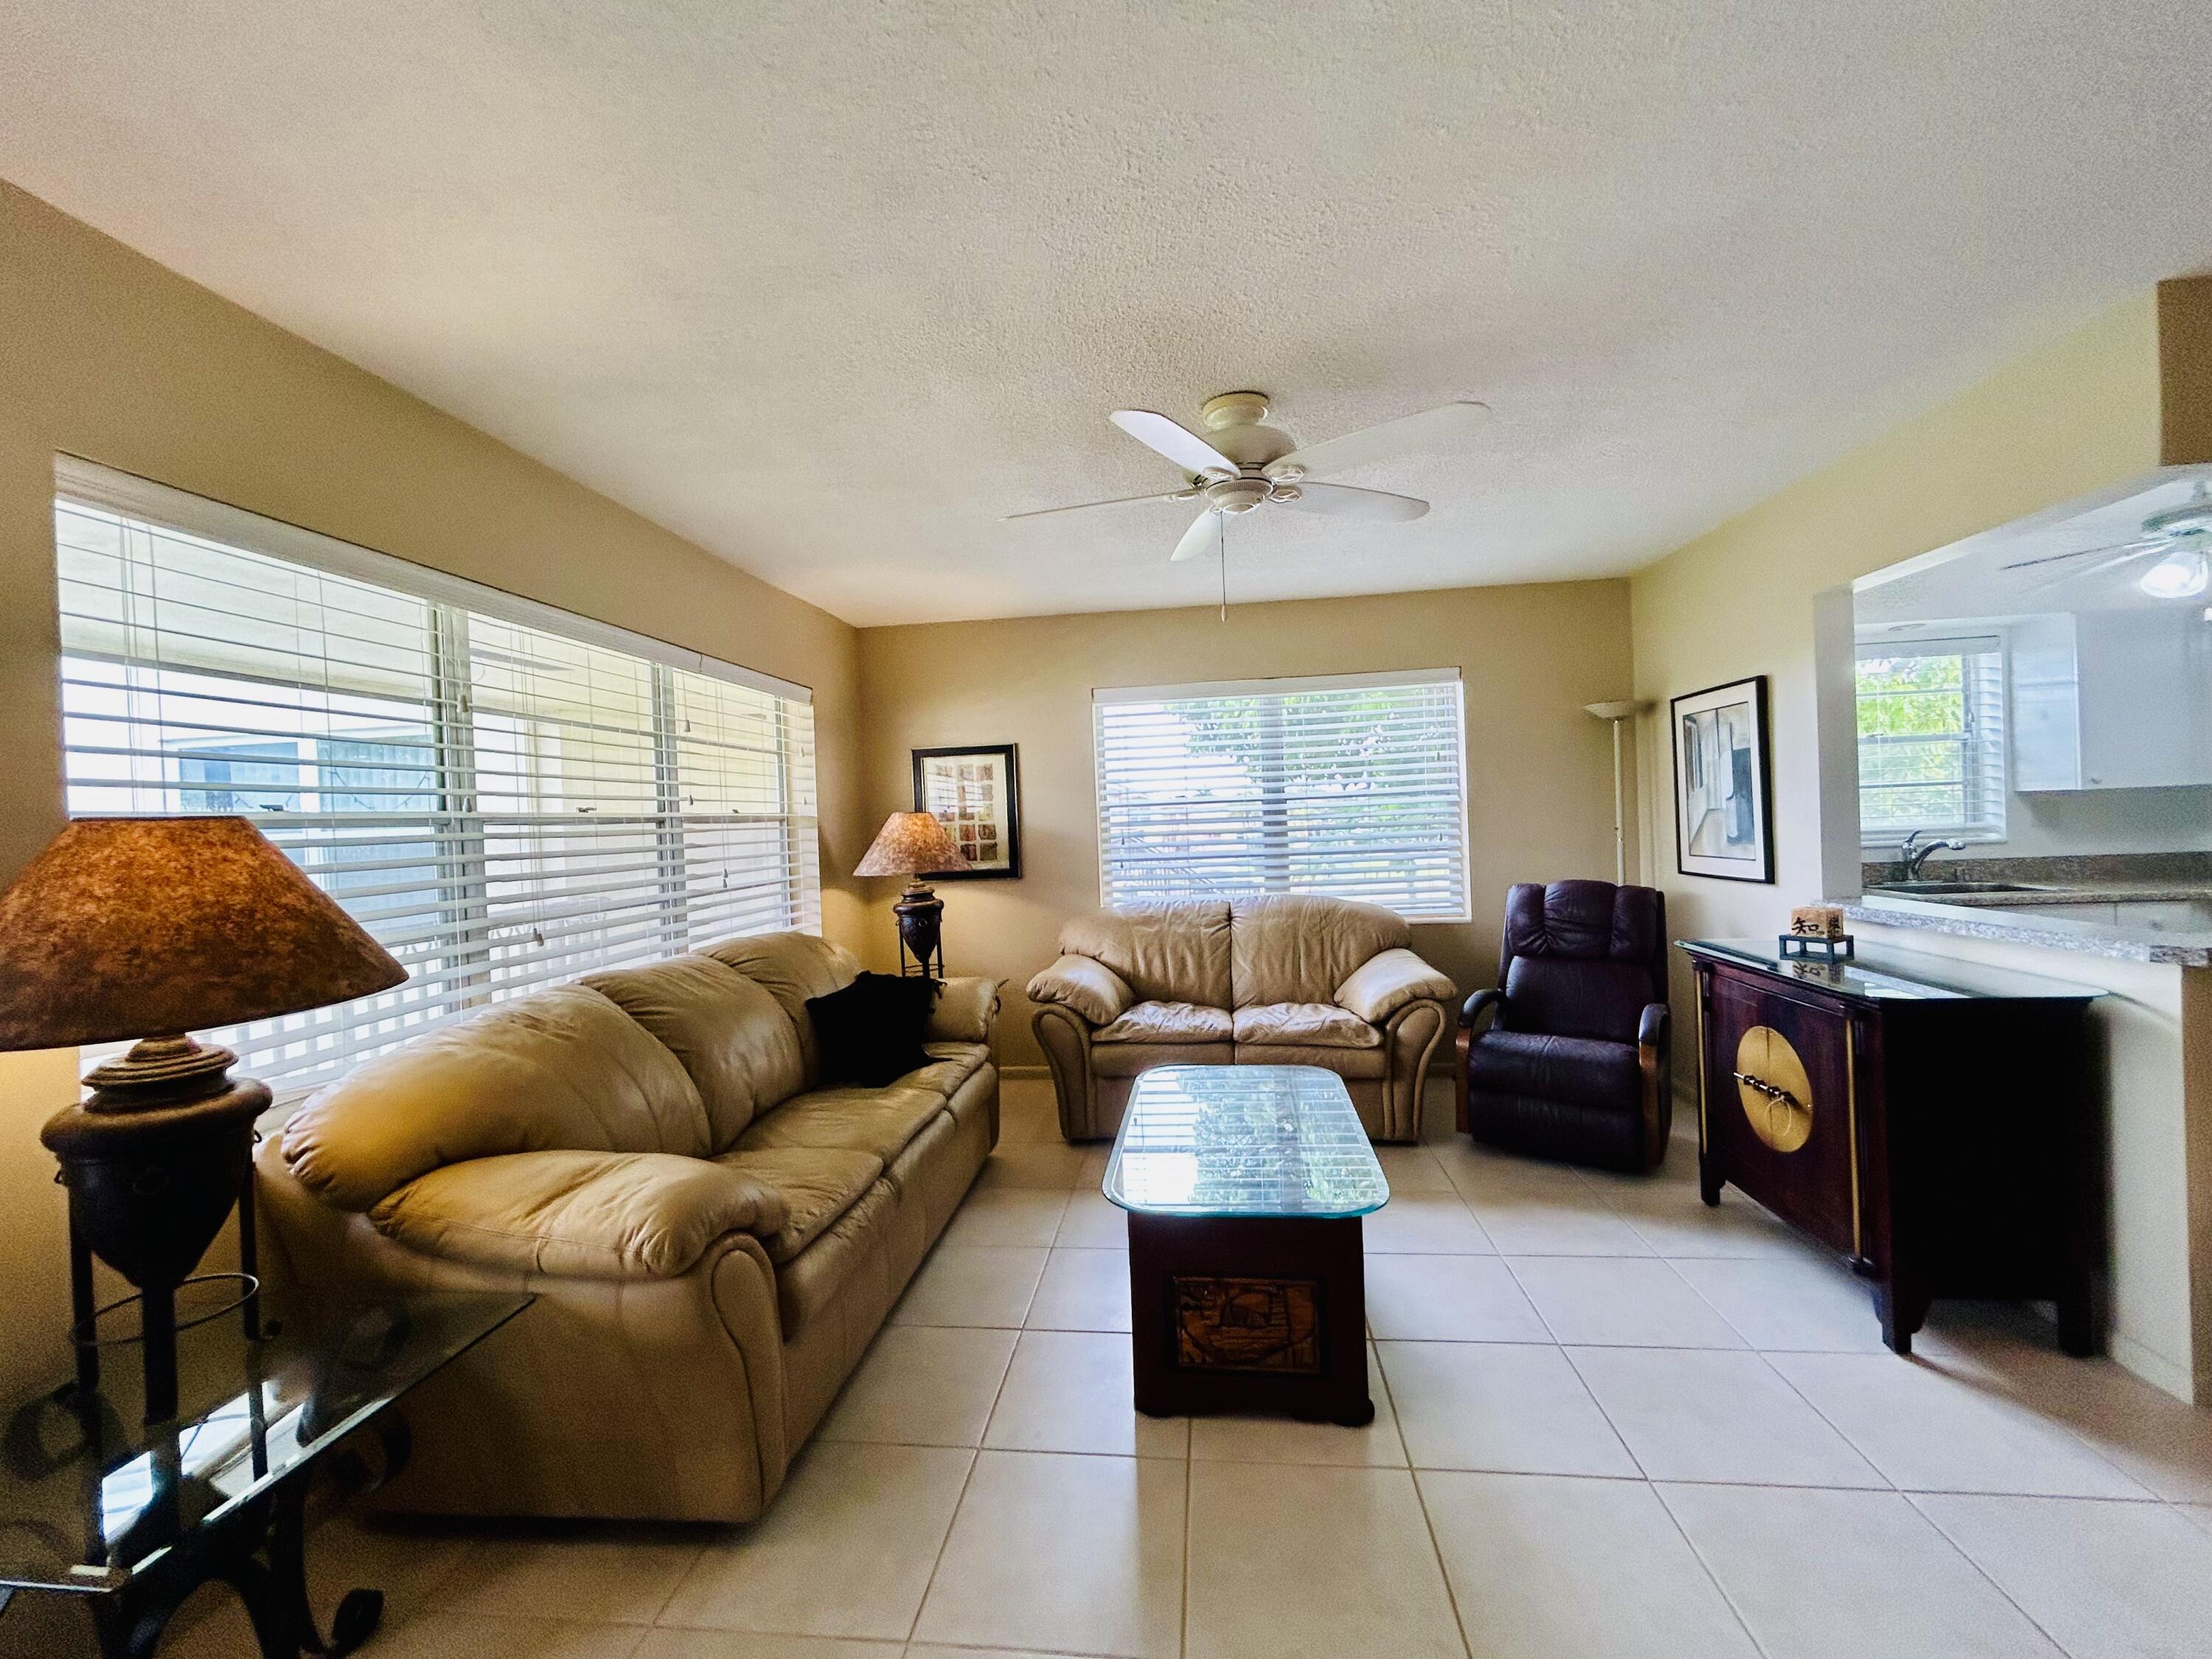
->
0;815;408;1050
854;810;970;878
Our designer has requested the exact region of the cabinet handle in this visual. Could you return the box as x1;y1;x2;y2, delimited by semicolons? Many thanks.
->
1731;1071;1804;1113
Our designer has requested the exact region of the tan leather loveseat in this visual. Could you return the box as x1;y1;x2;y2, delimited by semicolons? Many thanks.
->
1026;895;1455;1144
257;931;997;1523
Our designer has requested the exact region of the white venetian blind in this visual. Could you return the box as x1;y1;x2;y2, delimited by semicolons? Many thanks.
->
52;460;818;1093
1093;669;1469;921
1855;635;2007;844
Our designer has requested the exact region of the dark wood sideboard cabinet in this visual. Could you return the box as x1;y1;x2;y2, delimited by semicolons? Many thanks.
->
1680;939;2104;1355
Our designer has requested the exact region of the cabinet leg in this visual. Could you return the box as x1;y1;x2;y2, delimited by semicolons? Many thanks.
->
1698;1161;1722;1208
1874;1283;1929;1357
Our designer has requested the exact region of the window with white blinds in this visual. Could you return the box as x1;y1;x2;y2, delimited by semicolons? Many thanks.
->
53;460;819;1093
1093;670;1469;920
1854;636;2007;845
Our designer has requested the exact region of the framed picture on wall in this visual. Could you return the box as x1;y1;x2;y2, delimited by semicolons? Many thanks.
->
911;744;1022;879
1670;676;1775;883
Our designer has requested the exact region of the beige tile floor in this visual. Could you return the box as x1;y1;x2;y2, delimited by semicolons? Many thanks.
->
29;1076;2212;1659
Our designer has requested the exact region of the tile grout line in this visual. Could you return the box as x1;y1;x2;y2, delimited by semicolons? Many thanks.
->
1642;1480;1785;1659
1900;1489;2089;1658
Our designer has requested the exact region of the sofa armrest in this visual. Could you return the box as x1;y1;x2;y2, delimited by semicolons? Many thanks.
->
1638;1001;1669;1055
369;1150;790;1280
1460;987;1508;1032
1336;947;1456;1025
1026;954;1134;1026
928;974;1001;1043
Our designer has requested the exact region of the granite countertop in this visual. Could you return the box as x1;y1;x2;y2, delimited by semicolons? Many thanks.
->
1839;889;2212;967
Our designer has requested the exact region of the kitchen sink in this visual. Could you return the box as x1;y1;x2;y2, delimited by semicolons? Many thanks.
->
1868;880;2056;896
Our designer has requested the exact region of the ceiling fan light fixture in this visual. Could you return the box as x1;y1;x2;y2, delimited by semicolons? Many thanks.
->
2139;549;2210;600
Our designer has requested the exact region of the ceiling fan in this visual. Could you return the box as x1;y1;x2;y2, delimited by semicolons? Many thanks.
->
1006;392;1490;565
2000;481;2212;600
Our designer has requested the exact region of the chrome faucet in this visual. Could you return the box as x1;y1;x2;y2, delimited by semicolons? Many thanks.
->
1899;829;1966;880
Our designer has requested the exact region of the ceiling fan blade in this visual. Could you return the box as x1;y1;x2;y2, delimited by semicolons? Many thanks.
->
1004;489;1190;522
1273;400;1489;479
2024;541;2172;596
1999;535;2166;572
1169;509;1223;563
1277;481;1429;522
1110;410;1237;479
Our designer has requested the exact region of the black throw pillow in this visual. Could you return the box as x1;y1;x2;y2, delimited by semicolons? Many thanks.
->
806;973;940;1088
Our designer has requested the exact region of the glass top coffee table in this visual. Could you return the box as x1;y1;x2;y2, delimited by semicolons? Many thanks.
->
1105;1065;1388;1425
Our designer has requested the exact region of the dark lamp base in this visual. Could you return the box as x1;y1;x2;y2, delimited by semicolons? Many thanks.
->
80;1032;239;1110
894;881;946;978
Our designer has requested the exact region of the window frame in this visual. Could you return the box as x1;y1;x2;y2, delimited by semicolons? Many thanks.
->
1853;633;2008;851
1091;668;1472;923
52;456;820;1095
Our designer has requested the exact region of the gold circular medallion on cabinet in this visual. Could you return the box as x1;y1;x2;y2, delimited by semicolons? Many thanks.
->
1734;1025;1814;1152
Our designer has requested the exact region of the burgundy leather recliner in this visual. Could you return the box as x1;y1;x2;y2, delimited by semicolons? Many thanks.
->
1455;880;1672;1172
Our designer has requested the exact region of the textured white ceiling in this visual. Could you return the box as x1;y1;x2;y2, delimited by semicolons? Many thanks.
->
3;1;2210;625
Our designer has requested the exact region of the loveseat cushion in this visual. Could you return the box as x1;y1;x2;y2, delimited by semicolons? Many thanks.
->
702;931;860;1085
1060;902;1233;1009
714;1146;886;1264
734;1083;947;1164
1231;1001;1384;1048
1466;1029;1641;1112
282;984;712;1212
1094;1001;1234;1044
1229;894;1413;1007
368;1150;787;1279
583;953;804;1144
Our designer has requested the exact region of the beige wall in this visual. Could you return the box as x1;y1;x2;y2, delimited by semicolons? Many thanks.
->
1628;293;2212;1400
0;183;869;1395
856;580;1637;1068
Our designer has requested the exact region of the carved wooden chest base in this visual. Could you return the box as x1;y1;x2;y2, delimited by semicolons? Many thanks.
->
1127;1214;1371;1425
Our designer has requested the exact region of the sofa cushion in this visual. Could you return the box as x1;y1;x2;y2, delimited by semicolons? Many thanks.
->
282;984;712;1211
702;931;861;1085
807;972;938;1087
1466;1029;1641;1112
1229;894;1412;1007
903;1040;992;1099
1094;1001;1234;1044
368;1150;787;1279
771;1178;897;1337
583;953;804;1144
1060;902;1233;1009
734;1084;947;1164
714;1146;885;1264
1231;1001;1384;1048
1026;955;1135;1026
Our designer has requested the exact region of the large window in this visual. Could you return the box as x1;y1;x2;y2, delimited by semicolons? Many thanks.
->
1093;670;1469;920
54;461;819;1093
1854;636;2006;845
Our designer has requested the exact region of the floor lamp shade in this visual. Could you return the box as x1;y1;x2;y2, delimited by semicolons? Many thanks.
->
855;812;969;977
0;816;406;1420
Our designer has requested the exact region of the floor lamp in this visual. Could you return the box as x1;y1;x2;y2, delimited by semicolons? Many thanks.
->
1583;700;1652;886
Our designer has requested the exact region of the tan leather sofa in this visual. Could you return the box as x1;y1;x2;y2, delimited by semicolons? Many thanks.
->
1026;895;1455;1144
256;931;998;1523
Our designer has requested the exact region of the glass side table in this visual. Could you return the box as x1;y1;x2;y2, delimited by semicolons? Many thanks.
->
0;1288;529;1658
1105;1065;1388;1425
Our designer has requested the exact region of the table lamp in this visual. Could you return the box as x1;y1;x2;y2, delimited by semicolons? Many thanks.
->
0;816;406;1422
854;810;970;978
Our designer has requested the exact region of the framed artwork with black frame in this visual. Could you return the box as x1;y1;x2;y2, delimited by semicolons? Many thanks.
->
1670;676;1775;883
911;744;1021;879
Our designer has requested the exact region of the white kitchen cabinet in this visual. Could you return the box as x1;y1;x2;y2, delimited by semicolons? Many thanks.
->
2011;608;2212;791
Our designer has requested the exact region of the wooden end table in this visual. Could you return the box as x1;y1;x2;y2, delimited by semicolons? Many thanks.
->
1106;1065;1388;1427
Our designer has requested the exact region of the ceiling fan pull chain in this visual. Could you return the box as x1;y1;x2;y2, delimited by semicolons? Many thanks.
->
1220;512;1229;622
